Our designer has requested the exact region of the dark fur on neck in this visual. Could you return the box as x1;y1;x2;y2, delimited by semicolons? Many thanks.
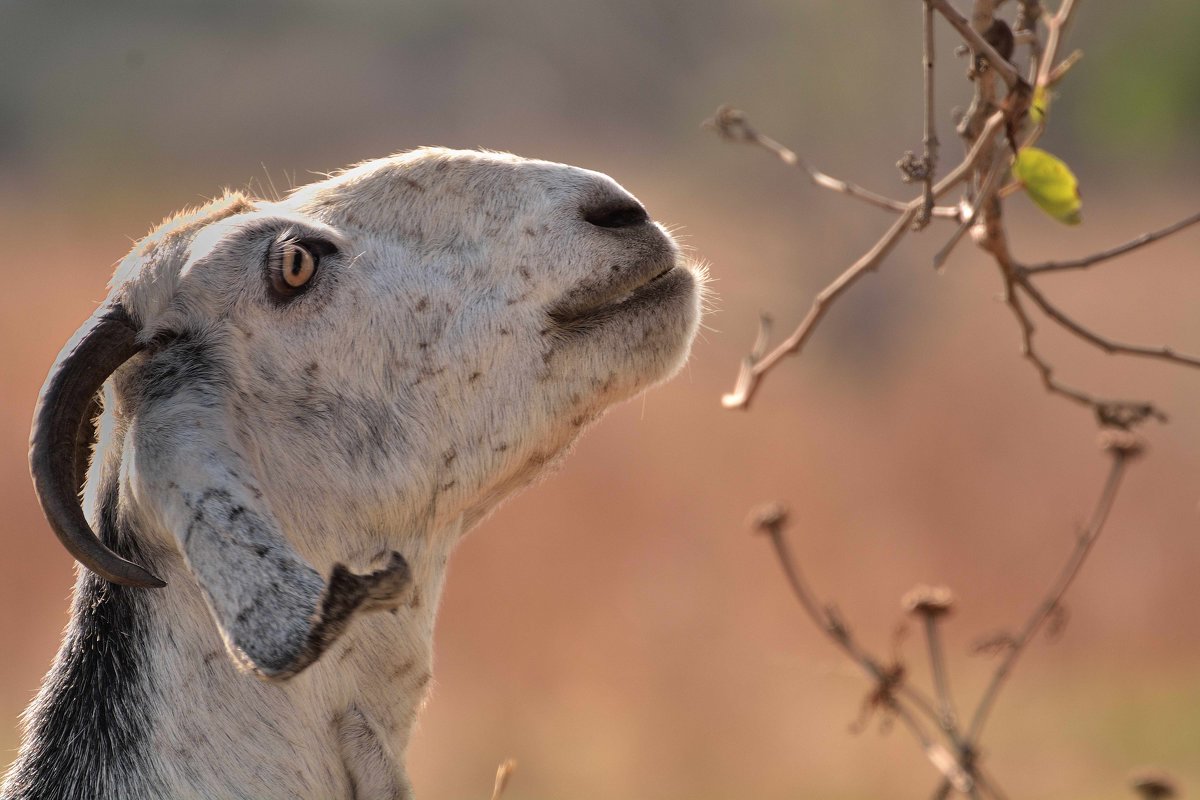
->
2;475;165;799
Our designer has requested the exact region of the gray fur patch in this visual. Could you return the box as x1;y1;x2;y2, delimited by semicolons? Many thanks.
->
182;484;411;679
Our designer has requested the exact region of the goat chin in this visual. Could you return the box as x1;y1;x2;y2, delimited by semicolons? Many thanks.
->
5;147;703;800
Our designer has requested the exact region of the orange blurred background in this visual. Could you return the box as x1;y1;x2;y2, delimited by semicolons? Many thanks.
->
2;2;1199;798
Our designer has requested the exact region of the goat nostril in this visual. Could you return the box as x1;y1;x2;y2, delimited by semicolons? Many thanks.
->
584;202;650;230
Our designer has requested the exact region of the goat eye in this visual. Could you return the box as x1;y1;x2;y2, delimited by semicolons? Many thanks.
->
280;243;317;288
269;241;321;298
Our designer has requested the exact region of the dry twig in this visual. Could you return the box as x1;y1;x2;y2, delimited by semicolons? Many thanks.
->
1021;211;1200;275
716;0;1191;795
905;586;960;733
915;0;940;229
965;436;1140;741
756;438;1139;797
711;2;1198;424
1000;268;1165;428
929;0;1024;90
705;107;957;219
718;111;1006;409
1014;272;1200;370
751;508;973;792
489;758;517;800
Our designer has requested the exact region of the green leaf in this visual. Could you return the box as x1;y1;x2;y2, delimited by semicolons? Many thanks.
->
1031;85;1050;124
1012;147;1082;225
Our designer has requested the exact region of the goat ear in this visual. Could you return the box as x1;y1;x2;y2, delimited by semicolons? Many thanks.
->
132;346;410;679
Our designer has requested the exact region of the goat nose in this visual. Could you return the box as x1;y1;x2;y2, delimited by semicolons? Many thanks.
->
583;199;650;230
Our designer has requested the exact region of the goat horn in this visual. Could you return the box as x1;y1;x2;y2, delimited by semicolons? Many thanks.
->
29;305;165;588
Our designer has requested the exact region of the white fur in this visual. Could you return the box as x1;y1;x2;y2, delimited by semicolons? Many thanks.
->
4;147;701;799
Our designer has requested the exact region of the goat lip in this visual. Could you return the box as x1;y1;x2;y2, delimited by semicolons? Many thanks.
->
547;265;685;329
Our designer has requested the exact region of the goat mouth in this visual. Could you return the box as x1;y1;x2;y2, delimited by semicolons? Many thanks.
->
547;263;683;330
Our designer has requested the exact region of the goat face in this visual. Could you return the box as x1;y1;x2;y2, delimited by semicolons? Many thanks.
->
277;147;701;520
31;147;701;678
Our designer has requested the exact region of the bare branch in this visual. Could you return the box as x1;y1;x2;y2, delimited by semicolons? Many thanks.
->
1036;0;1080;89
1014;272;1200;370
714;1;1190;796
924;615;959;733
722;112;1006;409
1004;275;1098;408
752;508;973;791
893;712;975;795
997;180;1023;199
750;313;773;361
1015;1;1045;82
1000;272;1167;428
1046;48;1083;85
966;444;1138;741
750;505;825;627
1021;211;1200;275
930;0;1024;89
932;444;1138;798
916;0;940;230
722;208;917;409
705;107;958;219
933;154;1010;269
941;111;1006;190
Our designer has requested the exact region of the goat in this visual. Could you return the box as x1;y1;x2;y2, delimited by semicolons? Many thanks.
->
3;147;702;799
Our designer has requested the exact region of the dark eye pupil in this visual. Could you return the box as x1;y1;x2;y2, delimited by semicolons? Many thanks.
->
268;236;334;301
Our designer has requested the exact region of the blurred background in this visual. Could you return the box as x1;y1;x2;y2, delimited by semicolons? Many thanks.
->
2;1;1198;797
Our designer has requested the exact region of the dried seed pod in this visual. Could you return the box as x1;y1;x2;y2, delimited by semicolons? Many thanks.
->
902;584;956;619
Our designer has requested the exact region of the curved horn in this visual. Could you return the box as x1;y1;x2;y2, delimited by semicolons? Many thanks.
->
29;305;165;588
